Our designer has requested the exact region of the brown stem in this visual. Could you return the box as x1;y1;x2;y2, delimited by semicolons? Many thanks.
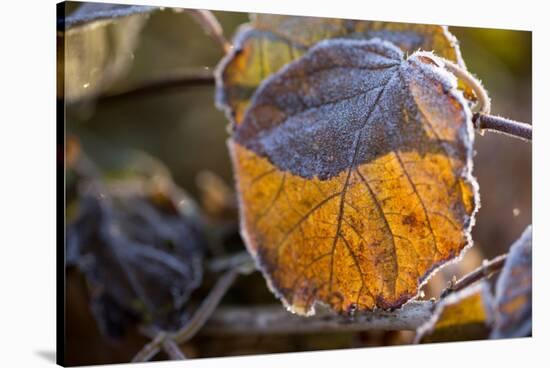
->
131;266;241;362
96;69;214;103
170;267;240;343
185;9;231;54
162;339;186;360
131;331;166;363
200;301;435;336
440;253;508;298
208;251;251;273
474;113;532;141
440;58;491;114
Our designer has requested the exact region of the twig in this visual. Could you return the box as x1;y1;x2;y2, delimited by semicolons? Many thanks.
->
171;267;240;344
81;61;531;147
131;265;244;362
162;339;186;360
439;57;532;142
440;253;508;298
200;301;434;335
474;113;532;142
208;251;251;273
96;69;214;103
185;9;231;54
131;331;167;363
68;9;226;106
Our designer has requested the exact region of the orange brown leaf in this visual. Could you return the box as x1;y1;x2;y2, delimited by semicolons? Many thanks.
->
415;282;493;343
225;39;478;315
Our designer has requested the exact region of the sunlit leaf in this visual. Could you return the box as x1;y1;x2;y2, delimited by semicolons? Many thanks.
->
58;2;158;102
226;39;478;314
415;282;493;343
491;226;532;339
216;13;470;126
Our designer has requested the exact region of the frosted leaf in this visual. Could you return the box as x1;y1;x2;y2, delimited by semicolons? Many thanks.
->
228;39;479;314
491;226;532;339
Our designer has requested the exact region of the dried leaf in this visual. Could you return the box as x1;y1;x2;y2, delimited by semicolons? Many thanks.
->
58;2;158;101
491;226;532;339
216;13;470;126
415;282;493;343
226;39;478;314
67;149;205;335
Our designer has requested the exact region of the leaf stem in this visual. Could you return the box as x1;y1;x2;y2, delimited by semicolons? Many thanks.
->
474;113;532;141
440;253;508;298
439;57;532;142
439;58;491;114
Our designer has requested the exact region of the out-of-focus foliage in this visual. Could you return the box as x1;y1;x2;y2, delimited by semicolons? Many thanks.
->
67;137;205;336
224;37;478;314
58;3;159;102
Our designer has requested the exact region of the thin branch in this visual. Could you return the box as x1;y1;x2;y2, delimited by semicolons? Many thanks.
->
131;265;244;362
83;61;531;147
131;331;167;363
162;339;187;360
171;267;240;344
68;9;226;106
200;301;434;335
440;253;508;298
185;9;231;54
208;250;251;273
438;57;532;142
474;113;532;142
96;69;214;104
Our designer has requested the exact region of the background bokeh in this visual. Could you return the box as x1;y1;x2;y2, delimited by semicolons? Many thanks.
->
64;5;531;365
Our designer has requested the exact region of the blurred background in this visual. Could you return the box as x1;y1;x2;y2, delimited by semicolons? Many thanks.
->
62;3;531;365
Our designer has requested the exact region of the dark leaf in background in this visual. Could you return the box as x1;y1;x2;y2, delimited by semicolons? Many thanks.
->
227;38;478;314
491;226;532;338
58;2;159;102
216;13;471;126
415;282;494;343
67;146;205;337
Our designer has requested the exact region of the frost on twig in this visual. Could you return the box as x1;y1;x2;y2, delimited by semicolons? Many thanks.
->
201;301;435;335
